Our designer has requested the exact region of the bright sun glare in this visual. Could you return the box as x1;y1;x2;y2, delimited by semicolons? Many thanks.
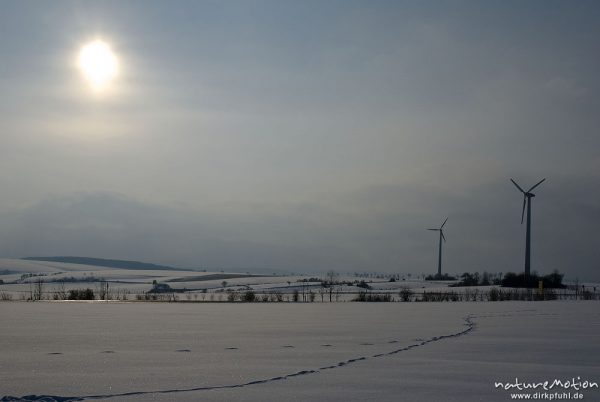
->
78;40;118;91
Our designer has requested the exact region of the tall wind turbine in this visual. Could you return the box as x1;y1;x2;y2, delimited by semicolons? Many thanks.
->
510;178;545;280
427;218;448;278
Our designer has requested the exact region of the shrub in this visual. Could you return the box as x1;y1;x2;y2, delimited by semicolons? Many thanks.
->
68;288;95;300
501;271;565;289
355;291;367;302
353;292;392;302
543;271;565;289
399;287;413;302
422;292;442;302
459;272;479;286
449;271;503;287
420;291;460;302
242;290;256;302
425;273;457;281
581;290;596;301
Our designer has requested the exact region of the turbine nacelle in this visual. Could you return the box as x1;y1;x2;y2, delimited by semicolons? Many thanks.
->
511;178;545;224
427;217;448;242
511;178;545;196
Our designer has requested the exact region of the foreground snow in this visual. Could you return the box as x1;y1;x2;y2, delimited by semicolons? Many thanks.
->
0;301;598;401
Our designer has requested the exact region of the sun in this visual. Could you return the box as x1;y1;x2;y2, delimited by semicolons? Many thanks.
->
77;40;118;91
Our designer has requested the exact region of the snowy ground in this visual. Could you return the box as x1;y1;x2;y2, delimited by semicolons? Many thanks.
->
1;301;598;401
0;258;465;301
3;259;596;304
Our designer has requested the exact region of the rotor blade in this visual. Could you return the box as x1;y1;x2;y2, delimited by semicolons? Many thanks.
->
441;217;448;229
510;178;525;193
441;231;446;242
527;178;546;193
427;228;439;231
521;196;526;224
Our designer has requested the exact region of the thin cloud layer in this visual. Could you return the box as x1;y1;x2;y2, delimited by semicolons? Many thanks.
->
0;2;599;279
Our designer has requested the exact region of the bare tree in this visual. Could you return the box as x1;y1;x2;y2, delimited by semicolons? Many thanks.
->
325;270;338;302
33;278;44;301
98;281;110;300
53;281;67;300
318;286;326;302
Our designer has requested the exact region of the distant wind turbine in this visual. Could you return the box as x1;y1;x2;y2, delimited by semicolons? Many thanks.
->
510;178;546;280
427;218;448;278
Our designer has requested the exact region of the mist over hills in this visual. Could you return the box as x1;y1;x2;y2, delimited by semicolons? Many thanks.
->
20;255;292;276
22;256;181;271
0;186;597;281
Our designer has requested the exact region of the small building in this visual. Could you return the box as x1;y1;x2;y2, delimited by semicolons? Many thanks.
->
148;283;173;293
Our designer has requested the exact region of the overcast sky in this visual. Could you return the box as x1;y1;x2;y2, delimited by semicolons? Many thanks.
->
1;1;599;279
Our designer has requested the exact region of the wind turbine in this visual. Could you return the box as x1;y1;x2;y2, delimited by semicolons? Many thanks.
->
510;178;545;281
427;218;448;278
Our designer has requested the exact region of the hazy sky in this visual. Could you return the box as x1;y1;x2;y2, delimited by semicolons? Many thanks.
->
1;1;599;279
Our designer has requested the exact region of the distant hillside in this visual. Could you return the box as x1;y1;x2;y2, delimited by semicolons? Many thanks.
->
22;256;183;271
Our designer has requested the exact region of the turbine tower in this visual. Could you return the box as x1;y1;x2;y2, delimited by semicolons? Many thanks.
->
427;218;448;278
510;178;545;281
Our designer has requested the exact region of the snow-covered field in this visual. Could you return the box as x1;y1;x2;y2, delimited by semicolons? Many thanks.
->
1;301;598;401
0;258;476;301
